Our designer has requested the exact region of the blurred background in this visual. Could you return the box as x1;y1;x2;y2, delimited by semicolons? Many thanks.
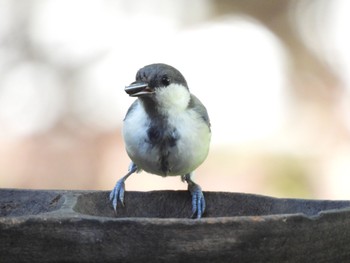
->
1;0;350;199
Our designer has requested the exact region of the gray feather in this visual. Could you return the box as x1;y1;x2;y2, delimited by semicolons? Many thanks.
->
188;94;211;130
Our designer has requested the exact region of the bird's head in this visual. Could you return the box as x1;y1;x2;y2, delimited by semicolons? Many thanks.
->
125;63;190;111
125;63;188;97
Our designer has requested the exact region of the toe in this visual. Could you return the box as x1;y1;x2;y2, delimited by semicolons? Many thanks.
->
110;179;126;212
190;188;205;219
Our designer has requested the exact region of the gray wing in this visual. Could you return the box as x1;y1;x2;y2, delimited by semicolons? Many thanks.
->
188;94;211;130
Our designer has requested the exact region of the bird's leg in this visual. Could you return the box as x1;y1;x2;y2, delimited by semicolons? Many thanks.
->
182;172;206;219
109;162;138;213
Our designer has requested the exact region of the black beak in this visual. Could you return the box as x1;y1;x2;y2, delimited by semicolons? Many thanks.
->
124;82;154;97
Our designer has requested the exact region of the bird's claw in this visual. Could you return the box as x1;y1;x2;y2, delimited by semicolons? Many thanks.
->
189;185;206;219
183;173;206;219
109;179;126;213
110;162;137;214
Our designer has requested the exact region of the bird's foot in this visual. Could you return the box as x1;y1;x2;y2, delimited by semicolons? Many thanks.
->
183;174;206;219
109;162;138;214
109;178;126;213
189;184;206;219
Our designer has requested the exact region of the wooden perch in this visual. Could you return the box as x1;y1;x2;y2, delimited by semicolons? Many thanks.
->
1;189;350;262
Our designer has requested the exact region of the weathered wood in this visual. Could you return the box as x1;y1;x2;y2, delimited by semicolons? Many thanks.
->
1;189;350;262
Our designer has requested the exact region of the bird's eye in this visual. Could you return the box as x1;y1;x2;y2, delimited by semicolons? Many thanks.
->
161;76;170;86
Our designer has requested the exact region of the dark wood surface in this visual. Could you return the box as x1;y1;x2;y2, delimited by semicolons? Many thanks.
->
1;189;350;262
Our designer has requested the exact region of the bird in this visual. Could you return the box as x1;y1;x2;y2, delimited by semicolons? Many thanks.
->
110;63;211;219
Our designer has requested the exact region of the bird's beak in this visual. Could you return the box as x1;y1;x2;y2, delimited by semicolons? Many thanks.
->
125;82;154;97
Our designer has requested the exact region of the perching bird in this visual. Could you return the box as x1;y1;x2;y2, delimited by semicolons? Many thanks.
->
110;63;211;218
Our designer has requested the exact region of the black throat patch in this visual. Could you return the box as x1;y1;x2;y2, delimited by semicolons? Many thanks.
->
146;120;179;175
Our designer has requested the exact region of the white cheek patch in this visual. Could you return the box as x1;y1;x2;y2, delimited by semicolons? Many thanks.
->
155;84;191;113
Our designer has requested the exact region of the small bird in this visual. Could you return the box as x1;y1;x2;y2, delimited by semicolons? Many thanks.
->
110;63;211;218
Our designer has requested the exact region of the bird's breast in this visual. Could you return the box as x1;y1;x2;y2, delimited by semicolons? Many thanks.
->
123;105;210;176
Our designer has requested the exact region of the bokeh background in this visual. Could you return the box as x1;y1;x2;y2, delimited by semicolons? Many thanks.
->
1;0;350;199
